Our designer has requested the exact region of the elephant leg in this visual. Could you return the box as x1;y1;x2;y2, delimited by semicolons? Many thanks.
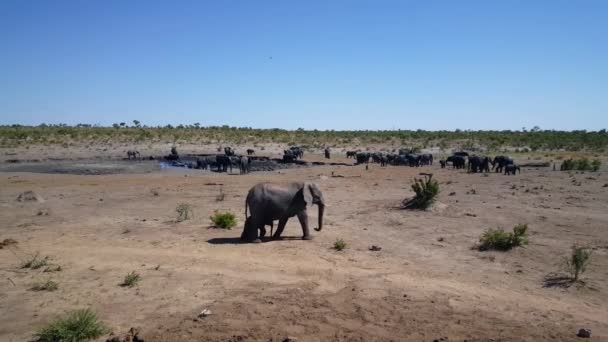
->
242;217;261;243
297;210;312;240
272;217;289;240
259;225;266;238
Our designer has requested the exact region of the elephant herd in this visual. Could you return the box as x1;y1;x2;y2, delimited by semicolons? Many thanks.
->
195;154;251;174
283;146;304;162
441;152;520;175
348;150;433;167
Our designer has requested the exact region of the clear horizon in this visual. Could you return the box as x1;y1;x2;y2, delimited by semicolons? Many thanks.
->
1;1;607;131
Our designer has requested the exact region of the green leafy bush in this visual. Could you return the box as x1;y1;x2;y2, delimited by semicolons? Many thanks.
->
403;175;440;209
565;244;592;281
333;239;347;251
210;211;237;229
478;224;529;251
33;309;108;342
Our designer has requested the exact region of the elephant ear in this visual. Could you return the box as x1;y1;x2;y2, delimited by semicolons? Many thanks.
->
303;183;314;206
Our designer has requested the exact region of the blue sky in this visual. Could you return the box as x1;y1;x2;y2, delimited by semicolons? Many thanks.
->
1;1;606;130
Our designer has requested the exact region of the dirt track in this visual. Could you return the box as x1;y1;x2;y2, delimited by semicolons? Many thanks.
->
1;150;607;341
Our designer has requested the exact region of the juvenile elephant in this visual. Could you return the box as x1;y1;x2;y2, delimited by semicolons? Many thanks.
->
492;156;513;173
504;164;521;175
246;149;255;155
241;182;325;243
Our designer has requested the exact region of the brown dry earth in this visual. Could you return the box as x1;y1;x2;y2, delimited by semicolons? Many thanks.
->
1;150;607;341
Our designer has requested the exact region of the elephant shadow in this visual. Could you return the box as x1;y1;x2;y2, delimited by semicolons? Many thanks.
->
206;236;302;245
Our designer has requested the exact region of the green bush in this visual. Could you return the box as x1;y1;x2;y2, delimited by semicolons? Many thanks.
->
333;239;347;251
176;203;193;222
120;271;141;287
403;175;440;209
478;224;529;251
33;309;108;342
565;244;592;281
210;211;237;229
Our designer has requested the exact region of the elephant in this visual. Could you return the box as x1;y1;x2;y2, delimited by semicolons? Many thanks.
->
492;156;513;173
468;155;491;173
406;154;421;167
346;151;358;159
446;155;466;169
324;148;331;159
126;150;140;160
453;151;469;157
283;150;297;163
504;164;520;175
238;156;251;174
224;147;235;156
241;182;325;242
371;152;384;163
439;160;446;168
215;154;232;173
196;157;209;170
356;152;370;164
379;155;388;167
165;146;180;161
289;146;304;159
247;149;255;156
419;153;433;166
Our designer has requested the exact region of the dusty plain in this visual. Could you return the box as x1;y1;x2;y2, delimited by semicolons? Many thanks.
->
1;144;607;341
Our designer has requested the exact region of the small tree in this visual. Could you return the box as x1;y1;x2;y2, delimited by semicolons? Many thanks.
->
565;244;592;281
133;120;140;127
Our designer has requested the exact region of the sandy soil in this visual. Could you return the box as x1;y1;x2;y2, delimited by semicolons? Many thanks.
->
1;146;607;341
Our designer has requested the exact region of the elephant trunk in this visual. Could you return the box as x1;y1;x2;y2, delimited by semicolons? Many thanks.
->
315;203;325;232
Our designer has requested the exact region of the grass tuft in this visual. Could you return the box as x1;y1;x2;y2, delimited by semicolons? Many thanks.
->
120;271;141;287
333;239;347;251
33;308;108;342
21;253;50;269
176;203;193;222
209;211;237;229
31;280;58;292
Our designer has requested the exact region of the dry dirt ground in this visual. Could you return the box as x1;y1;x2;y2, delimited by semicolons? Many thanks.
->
1;147;607;341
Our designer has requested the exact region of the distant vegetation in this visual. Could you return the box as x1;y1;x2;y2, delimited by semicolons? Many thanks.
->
1;124;608;152
560;158;601;171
